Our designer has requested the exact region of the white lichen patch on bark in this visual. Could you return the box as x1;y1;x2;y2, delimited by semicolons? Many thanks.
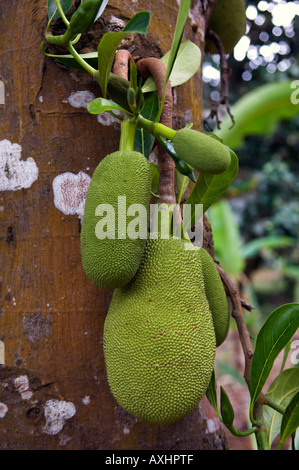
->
14;375;33;400
0;340;4;365
67;90;95;109
52;171;91;220
109;15;125;28
43;399;76;435
0;403;8;418
0;139;38;191
97;111;121;126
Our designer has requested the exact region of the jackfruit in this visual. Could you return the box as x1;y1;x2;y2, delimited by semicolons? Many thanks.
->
206;0;246;54
80;150;151;289
103;236;216;424
199;248;230;346
172;128;231;175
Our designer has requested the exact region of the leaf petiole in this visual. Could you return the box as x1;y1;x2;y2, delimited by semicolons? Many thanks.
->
55;0;70;26
67;42;97;77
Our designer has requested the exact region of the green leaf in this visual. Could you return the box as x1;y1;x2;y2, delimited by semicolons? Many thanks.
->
163;0;191;88
208;200;245;278
277;391;299;450
264;368;299;447
241;236;296;259
97;11;150;98
217;80;299;150
205;370;220;416
250;303;299;421
184;149;239;234
87;97;128;115
47;51;99;72
135;92;159;158
281;264;299;279
220;386;235;427
150;162;159;194
142;40;201;93
48;0;72;21
176;171;189;205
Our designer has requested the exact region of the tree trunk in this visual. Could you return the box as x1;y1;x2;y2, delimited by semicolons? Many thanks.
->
0;0;227;450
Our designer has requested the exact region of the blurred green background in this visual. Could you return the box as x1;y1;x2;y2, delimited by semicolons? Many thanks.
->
202;0;299;331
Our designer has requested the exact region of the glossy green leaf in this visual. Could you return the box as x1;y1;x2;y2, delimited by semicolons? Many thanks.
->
205;370;220;416
142;40;201;93
241;236;296;259
278;391;299;450
158;138;195;182
48;0;72;21
264;368;299;447
163;0;191;87
250;303;299;420
97;11;150;98
87;97;128;115
220;386;235;427
184;149;238;239
150;162;159;194
176;171;189;205
217;80;299;150
135;92;159;158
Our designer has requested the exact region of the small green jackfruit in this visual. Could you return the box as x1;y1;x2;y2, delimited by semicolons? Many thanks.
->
206;0;246;54
80;150;151;289
103;236;216;425
198;248;230;346
173;128;231;175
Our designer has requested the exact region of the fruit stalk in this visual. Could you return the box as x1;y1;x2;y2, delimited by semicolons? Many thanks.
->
137;58;176;205
119;117;138;152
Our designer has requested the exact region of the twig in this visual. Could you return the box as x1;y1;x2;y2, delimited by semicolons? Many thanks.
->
137;58;176;205
216;263;253;388
113;49;133;80
204;28;235;129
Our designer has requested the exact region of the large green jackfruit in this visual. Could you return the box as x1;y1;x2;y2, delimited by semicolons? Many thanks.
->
206;0;246;54
173;128;231;175
103;236;216;424
80;150;151;289
199;248;230;346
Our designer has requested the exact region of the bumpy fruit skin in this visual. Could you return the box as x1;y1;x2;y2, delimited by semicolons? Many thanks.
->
80;150;151;289
198;248;230;346
103;236;216;425
173;128;231;175
206;0;246;54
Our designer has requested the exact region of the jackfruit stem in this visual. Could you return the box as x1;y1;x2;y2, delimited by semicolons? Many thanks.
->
119;117;138;151
137;115;176;141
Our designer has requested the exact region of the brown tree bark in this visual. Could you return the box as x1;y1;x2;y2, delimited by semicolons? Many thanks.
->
0;0;227;449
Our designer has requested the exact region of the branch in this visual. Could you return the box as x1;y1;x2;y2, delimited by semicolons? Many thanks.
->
137;58;176;205
216;264;253;387
204;28;235;129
